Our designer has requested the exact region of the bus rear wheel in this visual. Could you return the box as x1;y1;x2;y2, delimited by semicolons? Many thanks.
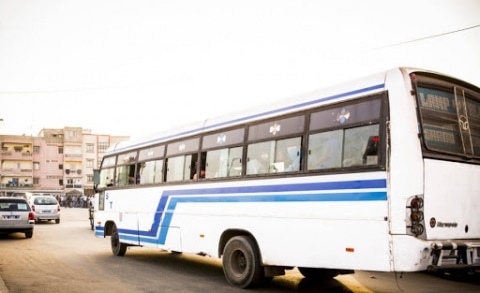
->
298;267;339;280
111;224;127;256
222;235;263;288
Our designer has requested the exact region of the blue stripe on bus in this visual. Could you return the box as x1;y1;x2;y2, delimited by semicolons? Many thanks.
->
95;179;387;242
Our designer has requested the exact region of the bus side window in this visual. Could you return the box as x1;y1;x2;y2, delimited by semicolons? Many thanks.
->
116;165;131;186
343;124;379;167
307;130;343;170
228;147;242;177
166;154;197;182
205;147;242;178
100;167;115;187
205;149;225;178
193;152;206;180
275;137;301;172
128;164;136;184
166;156;186;182
138;160;163;185
246;141;273;175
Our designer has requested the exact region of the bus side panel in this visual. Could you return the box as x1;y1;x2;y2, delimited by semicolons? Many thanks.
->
166;172;392;272
171;201;392;271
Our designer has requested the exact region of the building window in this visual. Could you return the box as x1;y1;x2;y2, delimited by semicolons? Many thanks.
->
33;146;40;153
86;144;94;152
86;159;94;168
98;142;109;152
34;162;40;170
59;147;63;154
59;164;63;170
87;175;94;183
33;177;39;185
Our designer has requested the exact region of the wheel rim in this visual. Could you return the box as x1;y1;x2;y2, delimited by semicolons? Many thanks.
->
231;250;247;275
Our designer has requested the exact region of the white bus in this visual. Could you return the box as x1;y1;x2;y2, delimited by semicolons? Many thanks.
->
93;67;480;288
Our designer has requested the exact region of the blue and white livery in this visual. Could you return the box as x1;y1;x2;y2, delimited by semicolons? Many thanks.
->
94;67;480;288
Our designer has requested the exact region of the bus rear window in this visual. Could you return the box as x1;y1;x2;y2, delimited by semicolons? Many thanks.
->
416;85;480;159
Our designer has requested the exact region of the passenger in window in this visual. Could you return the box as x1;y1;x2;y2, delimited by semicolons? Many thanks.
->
283;146;301;172
247;152;270;175
193;170;205;180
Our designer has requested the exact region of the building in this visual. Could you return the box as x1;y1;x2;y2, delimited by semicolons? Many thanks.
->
0;127;129;198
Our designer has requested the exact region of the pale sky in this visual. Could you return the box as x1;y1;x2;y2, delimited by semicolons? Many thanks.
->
0;0;479;138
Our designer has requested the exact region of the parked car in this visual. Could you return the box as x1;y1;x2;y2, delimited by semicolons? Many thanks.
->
30;196;61;224
0;197;35;238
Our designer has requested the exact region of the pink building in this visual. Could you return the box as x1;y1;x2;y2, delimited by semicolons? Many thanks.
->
0;127;128;198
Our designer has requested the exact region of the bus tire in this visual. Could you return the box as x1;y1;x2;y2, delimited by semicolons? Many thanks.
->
222;235;263;288
298;267;339;280
111;224;127;256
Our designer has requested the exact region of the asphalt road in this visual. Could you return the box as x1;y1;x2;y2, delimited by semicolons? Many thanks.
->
0;208;479;293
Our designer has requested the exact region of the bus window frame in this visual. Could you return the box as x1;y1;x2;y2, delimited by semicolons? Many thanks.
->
305;93;388;174
165;137;201;182
413;73;480;162
96;93;388;189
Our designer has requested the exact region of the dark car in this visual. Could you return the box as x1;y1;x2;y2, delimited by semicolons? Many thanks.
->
0;197;35;238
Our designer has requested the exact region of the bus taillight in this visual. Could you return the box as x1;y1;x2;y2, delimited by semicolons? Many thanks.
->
410;197;424;209
407;195;425;237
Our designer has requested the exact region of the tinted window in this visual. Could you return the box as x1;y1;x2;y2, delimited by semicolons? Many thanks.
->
249;115;304;141
102;156;116;168
307;97;382;171
118;151;137;165
310;99;381;131
166;138;200;156
138;145;165;161
417;85;480;158
202;128;244;150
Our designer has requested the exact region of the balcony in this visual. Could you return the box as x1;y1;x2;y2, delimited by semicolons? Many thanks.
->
64;154;82;163
0;183;33;188
65;184;83;189
1;151;33;160
0;168;33;176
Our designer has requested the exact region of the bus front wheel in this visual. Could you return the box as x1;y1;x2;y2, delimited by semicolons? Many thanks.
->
222;235;263;288
111;224;127;256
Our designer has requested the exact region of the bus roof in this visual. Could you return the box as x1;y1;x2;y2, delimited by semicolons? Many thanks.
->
105;67;478;155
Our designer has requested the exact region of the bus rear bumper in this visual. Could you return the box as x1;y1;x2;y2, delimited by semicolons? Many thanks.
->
428;241;480;272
